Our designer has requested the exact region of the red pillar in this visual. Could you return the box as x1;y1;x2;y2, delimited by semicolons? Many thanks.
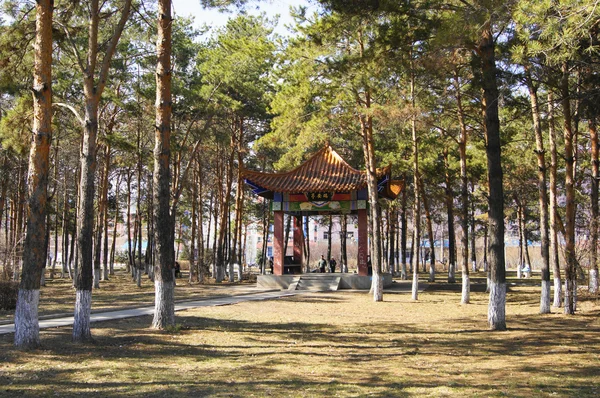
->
293;215;304;266
273;210;284;275
358;209;368;276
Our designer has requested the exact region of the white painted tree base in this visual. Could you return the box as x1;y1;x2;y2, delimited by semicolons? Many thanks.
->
411;272;419;301
14;289;40;348
401;264;407;280
488;281;506;330
486;276;491;293
152;280;175;329
93;269;100;289
589;269;599;294
461;273;470;304
428;265;435;282
148;265;154;282
236;263;242;281
448;264;456;283
540;279;551;314
73;289;92;342
228;263;234;282
553;277;562;307
471;261;477;272
371;274;383;302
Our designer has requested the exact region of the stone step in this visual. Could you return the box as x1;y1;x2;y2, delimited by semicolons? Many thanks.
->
295;276;341;291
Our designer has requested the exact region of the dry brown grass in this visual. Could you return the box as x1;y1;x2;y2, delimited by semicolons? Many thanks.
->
0;270;256;323
1;274;599;397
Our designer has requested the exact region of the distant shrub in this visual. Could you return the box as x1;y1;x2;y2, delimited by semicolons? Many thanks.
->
0;281;18;310
114;251;129;264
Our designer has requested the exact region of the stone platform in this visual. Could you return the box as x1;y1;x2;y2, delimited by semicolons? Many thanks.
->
257;273;393;291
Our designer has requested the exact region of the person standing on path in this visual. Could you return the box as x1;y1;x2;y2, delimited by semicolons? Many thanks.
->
318;255;327;273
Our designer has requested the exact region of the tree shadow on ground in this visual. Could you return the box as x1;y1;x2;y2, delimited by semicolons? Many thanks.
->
1;284;599;398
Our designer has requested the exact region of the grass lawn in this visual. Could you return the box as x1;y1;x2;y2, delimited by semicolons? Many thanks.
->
0;269;256;323
1;274;599;397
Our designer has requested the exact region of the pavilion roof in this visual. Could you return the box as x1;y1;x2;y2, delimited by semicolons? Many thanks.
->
241;146;392;195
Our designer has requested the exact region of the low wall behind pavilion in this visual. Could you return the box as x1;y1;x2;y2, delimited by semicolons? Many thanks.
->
257;273;393;290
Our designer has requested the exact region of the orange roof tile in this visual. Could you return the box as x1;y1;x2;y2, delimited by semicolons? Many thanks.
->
241;146;391;194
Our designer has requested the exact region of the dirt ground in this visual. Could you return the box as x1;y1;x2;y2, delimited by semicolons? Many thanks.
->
1;274;599;397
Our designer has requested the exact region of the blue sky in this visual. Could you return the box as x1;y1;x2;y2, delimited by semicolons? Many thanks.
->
171;0;316;35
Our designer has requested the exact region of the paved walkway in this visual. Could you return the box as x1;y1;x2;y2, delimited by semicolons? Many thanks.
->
0;289;301;336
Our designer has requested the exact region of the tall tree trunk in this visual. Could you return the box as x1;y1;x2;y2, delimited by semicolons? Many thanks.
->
152;0;175;329
525;67;551;313
418;177;435;283
136;136;143;287
410;66;420;301
479;22;506;330
13;162;26;281
93;148;107;288
61;171;69;278
206;192;213;253
470;181;477;272
50;141;59;279
303;216;311;273
73;96;100;342
548;92;562;306
516;199;524;279
237;185;245;268
109;175;120;276
327;215;332;268
401;178;408;279
189;162;197;283
590;117;599;294
41;212;50;287
231;135;244;282
73;0;132;343
51;211;59;279
146;172;155;282
102;152;112;281
0;156;8;279
484;224;489;292
340;215;347;272
68;219;76;280
216;142;234;282
455;69;470;303
131;202;138;279
361;113;383;300
126;172;133;273
388;207;396;276
382;206;388;272
516;199;532;274
14;0;53;348
561;63;577;315
241;222;247;269
212;191;219;277
357;30;383;301
443;148;457;283
284;215;292;259
197;159;205;282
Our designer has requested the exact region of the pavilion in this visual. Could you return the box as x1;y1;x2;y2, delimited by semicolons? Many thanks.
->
241;145;403;289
